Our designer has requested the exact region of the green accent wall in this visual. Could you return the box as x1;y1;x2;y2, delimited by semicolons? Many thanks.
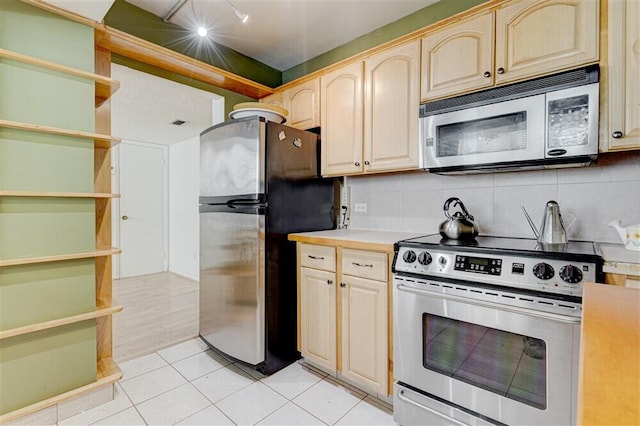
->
0;322;97;415
0;129;94;193
0;259;96;331
104;0;282;88
0;0;97;415
282;0;488;83
0;198;96;260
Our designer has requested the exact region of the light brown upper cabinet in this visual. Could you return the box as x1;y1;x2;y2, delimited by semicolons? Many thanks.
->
322;40;420;176
260;91;285;109
421;12;494;100
421;0;599;102
603;0;640;151
284;78;320;130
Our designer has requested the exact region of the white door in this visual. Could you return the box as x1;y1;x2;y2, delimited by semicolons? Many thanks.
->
117;141;167;278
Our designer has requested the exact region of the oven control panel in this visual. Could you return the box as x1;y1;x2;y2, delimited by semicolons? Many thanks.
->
394;246;597;297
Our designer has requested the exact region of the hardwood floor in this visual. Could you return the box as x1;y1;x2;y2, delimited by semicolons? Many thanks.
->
113;272;199;362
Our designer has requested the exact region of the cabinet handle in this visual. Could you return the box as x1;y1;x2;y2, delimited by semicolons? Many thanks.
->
353;262;373;268
327;279;333;285
354;162;360;167
497;67;505;74
122;215;128;220
483;71;491;78
340;282;346;287
612;131;623;139
364;160;370;166
308;255;325;260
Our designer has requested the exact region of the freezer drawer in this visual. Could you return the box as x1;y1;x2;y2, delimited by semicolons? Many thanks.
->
199;209;265;365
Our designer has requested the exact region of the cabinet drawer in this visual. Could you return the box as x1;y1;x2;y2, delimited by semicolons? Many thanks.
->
342;249;387;282
300;243;336;272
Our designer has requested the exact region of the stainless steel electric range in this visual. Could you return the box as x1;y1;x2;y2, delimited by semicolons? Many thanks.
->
392;234;603;426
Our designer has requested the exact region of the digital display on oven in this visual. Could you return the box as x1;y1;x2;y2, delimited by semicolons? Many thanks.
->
455;255;502;275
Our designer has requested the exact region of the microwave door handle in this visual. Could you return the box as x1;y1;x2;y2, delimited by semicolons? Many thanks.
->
395;283;581;324
396;389;468;426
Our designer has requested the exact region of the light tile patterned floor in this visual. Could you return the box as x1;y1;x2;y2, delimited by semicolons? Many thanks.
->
60;338;396;425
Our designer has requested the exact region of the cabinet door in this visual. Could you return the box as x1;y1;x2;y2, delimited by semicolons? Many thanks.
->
285;78;320;130
320;62;364;176
421;12;494;101
364;40;420;173
607;0;640;150
495;0;599;85
300;267;337;371
260;92;285;108
340;275;388;395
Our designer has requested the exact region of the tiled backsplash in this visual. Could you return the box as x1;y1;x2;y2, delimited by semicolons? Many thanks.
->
348;151;640;244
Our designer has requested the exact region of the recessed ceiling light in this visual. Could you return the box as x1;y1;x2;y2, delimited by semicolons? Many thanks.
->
197;26;208;37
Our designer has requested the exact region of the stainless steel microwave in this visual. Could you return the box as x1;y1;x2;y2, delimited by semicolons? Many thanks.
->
421;66;599;174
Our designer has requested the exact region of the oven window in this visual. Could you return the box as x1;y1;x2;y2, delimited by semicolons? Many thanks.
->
436;112;527;157
423;314;546;409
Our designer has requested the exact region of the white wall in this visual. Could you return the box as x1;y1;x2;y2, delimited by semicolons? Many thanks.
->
168;136;200;280
168;97;224;280
348;151;640;244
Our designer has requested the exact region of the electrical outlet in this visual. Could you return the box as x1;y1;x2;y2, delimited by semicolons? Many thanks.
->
354;203;367;213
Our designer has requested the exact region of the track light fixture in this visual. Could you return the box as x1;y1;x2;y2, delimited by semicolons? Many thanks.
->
225;0;249;23
162;0;249;28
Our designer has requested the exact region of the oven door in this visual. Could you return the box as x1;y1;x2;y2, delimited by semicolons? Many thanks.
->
393;276;580;426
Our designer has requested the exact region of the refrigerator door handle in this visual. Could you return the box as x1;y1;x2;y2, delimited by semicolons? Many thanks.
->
226;199;266;208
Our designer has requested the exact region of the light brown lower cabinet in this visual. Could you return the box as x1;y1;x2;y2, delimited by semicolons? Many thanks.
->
578;282;640;425
297;243;390;396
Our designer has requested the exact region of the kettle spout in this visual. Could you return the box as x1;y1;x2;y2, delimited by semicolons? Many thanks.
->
608;219;626;243
521;206;539;239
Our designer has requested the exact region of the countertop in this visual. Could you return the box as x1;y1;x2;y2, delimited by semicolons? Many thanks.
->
599;242;640;275
288;228;424;252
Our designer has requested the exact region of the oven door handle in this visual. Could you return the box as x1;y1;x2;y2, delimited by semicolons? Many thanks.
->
397;389;469;426
395;283;581;324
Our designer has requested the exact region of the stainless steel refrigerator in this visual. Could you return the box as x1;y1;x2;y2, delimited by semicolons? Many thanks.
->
199;116;336;374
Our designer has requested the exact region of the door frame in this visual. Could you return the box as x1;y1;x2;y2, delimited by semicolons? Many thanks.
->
112;140;169;279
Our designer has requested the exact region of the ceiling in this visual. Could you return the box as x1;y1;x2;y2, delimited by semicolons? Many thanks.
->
124;0;439;71
111;63;223;145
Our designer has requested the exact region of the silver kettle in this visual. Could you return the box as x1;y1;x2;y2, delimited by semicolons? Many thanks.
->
522;201;576;245
439;197;479;240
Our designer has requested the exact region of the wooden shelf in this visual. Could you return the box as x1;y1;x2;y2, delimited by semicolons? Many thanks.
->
0;119;121;147
0;304;123;341
0;47;120;103
0;191;120;198
0;247;121;268
0;356;122;425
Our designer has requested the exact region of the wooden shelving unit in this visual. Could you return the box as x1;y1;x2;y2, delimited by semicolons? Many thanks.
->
0;305;123;341
0;247;121;268
0;47;120;105
0;37;123;422
0;119;121;148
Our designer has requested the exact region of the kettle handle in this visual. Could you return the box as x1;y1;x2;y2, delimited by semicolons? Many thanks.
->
562;209;577;230
443;197;475;221
443;197;460;219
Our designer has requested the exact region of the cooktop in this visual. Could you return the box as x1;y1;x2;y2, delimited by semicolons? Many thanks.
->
397;234;602;262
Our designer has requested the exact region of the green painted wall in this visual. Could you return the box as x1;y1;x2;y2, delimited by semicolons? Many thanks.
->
0;322;97;415
282;0;488;83
0;0;97;415
104;0;282;88
0;259;95;331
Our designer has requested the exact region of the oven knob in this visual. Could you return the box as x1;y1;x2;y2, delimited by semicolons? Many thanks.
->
533;263;554;280
559;265;583;284
438;256;447;266
402;250;417;263
418;252;432;265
